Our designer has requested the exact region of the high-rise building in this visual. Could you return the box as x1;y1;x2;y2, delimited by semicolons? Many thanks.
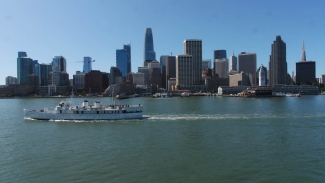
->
202;59;211;71
132;72;145;85
160;55;169;89
5;76;18;85
148;60;161;88
257;65;267;86
269;36;287;86
176;55;193;89
144;28;156;63
83;57;92;73
229;51;237;71
17;52;33;85
73;71;86;90
109;67;122;86
214;50;227;60
296;42;316;85
214;58;229;78
39;63;52;86
48;56;69;86
238;52;257;86
166;56;176;89
32;60;39;77
138;67;149;85
85;70;103;94
321;74;325;84
116;44;131;77
184;39;202;85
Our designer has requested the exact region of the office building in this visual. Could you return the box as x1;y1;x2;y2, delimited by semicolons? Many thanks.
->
184;39;202;85
109;67;122;86
148;60;161;88
269;36;287;85
176;55;193;89
83;57;92;73
238;52;256;85
138;67;149;85
133;72;145;85
39;63;52;86
48;56;69;86
229;72;252;86
296;42;316;85
160;55;169;89
257;65;267;86
85;70;103;94
5;76;18;85
17;52;33;85
214;58;229;78
73;71;86;90
214;50;227;60
229;51;237;71
144;28;156;63
116;44;131;77
166;56;176;89
202;59;211;71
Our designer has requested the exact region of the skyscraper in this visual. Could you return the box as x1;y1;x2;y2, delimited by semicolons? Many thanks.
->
83;57;92;73
296;42;316;85
202;59;211;71
257;65;267;86
184;39;202;85
269;36;287;86
214;50;227;60
116;49;128;77
214;58;229;78
124;44;131;74
144;28;156;65
160;55;169;89
238;52;257;85
48;56;69;86
39;63;52;86
176;55;193;89
17;52;33;85
166;56;176;90
229;51;237;72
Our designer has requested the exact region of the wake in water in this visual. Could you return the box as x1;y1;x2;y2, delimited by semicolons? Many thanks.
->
144;113;325;121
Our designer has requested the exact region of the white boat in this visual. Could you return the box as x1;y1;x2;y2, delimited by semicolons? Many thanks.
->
153;92;171;98
24;100;143;120
181;92;190;97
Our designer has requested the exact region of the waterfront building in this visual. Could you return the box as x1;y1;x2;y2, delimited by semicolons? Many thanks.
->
176;54;193;89
269;36;287;85
148;60;161;88
272;85;319;95
218;86;246;95
5;76;18;85
202;59;211;71
39;63;52;86
184;39;202;85
295;42;316;85
160;55;169;89
144;28;156;64
214;58;229;78
257;65;267;86
116;45;131;77
73;71;86;90
229;51;237;72
109;67;122;86
138;67;149;85
166;56;176;90
229;72;252;86
238;52;257;86
17;52;33;85
85;70;103;94
26;74;39;94
83;57;92;73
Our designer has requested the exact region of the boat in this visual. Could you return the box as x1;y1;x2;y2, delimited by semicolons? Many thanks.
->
181;92;190;97
153;92;171;98
24;100;143;120
116;94;129;99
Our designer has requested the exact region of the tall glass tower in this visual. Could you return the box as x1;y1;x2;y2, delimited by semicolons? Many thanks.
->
269;36;287;85
17;51;33;84
83;57;92;73
144;28;156;63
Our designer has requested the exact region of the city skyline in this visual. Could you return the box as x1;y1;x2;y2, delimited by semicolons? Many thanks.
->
1;0;325;85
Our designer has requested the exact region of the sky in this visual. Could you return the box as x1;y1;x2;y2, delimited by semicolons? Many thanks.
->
0;0;324;85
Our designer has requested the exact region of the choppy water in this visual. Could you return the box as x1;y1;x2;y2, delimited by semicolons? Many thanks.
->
1;96;325;182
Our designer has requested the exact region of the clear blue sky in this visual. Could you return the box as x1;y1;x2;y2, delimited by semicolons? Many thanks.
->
1;0;324;85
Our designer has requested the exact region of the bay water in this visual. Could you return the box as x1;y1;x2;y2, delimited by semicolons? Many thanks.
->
1;96;325;182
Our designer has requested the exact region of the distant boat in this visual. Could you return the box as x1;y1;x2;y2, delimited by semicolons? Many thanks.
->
153;92;171;98
116;94;129;100
181;92;190;97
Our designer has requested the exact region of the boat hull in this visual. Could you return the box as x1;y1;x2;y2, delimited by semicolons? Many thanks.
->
24;110;143;120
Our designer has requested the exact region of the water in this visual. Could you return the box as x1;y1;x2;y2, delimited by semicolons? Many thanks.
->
1;96;325;182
